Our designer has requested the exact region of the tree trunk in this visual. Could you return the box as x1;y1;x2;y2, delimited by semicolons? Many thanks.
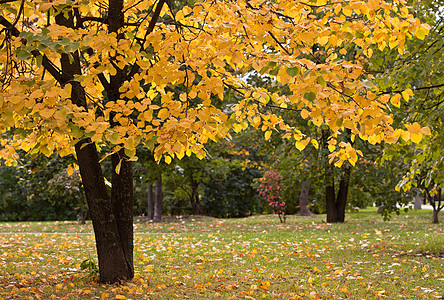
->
325;164;338;223
322;129;351;223
147;183;154;220
432;209;439;224
336;166;351;222
299;180;311;216
190;177;203;215
429;188;442;224
154;176;163;222
76;141;132;283
111;151;134;279
55;7;133;283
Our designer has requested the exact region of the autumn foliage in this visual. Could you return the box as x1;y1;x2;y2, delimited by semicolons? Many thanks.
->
0;0;434;283
0;0;432;166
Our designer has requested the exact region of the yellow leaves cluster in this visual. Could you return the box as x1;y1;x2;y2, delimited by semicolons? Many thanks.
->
328;141;363;167
0;0;431;165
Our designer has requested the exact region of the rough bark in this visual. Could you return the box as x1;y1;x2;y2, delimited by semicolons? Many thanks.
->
76;141;131;282
111;151;134;279
147;183;154;220
299;180;311;216
154;176;163;222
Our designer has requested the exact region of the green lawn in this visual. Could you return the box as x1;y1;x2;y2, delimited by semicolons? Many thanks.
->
0;208;443;299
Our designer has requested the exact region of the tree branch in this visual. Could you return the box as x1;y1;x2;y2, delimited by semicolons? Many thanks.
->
0;16;64;84
0;0;19;4
381;83;444;95
127;0;166;79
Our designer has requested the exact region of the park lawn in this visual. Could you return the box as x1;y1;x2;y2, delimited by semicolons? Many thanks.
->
0;208;443;300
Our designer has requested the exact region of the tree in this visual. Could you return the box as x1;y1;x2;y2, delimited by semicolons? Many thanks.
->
0;0;430;282
373;0;443;223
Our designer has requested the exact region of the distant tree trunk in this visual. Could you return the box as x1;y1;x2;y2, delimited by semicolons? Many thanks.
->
153;175;163;222
147;183;154;220
323;129;351;223
428;187;442;224
190;176;203;215
299;180;311;216
432;210;439;224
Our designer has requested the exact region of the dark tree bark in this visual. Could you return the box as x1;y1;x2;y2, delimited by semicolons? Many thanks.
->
322;129;352;223
76;141;132;282
153;176;163;222
299;180;311;216
428;187;442;224
147;183;154;220
433;210;439;224
190;176;203;215
111;151;134;278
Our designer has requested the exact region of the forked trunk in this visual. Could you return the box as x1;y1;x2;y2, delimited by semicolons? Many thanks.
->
76;141;132;283
323;129;351;223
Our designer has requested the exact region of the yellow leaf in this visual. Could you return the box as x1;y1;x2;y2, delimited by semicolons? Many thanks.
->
342;7;352;17
101;292;109;299
124;137;136;150
311;139;319;149
420;126;431;135
400;130;410;142
406;122;421;134
115;295;126;300
301;109;309;119
39;108;55;119
233;123;242;133
165;156;172;164
389;38;398;49
67;165;74;176
265;130;272;141
390;94;401;108
410;133;422;143
318;36;329;46
313;116;323;126
115;159;122;175
143;110;153;122
401;88;413;102
295;140;307;151
158;108;169;120
39;2;53;11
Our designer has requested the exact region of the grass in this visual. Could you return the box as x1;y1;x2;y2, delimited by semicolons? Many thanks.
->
0;208;443;299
